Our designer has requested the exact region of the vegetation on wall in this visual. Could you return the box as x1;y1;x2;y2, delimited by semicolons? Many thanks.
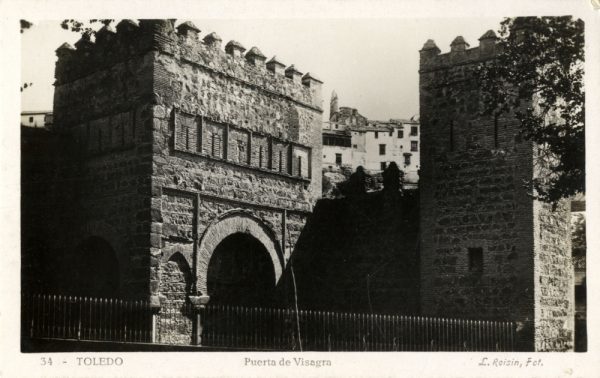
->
477;16;585;204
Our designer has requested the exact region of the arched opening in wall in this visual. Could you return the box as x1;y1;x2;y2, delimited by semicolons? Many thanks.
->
67;237;119;298
157;252;194;345
207;233;276;307
160;253;192;302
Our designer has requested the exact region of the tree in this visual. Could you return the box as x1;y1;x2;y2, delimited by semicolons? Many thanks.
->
20;19;33;33
22;20;116;94
21;20;34;92
60;19;114;38
477;16;584;204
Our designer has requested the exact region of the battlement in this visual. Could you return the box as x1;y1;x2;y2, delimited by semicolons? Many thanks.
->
55;19;322;110
418;25;575;351
419;30;499;72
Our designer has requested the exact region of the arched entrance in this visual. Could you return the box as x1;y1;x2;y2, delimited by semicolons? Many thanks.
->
207;233;276;306
196;211;284;305
67;236;120;298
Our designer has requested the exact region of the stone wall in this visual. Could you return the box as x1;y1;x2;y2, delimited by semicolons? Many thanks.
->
288;189;420;314
419;33;573;350
534;200;573;351
144;20;323;304
157;253;194;344
33;19;322;311
39;21;160;298
21;127;70;294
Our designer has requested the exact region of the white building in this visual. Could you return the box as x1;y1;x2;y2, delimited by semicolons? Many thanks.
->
350;118;420;186
322;98;420;188
21;111;53;128
322;128;353;168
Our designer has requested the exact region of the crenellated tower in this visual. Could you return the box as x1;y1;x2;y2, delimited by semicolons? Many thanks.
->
418;31;574;351
46;19;323;343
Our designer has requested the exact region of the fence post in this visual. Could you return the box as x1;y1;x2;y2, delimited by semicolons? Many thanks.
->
77;297;82;341
514;319;534;351
149;295;162;343
189;295;210;346
29;294;35;338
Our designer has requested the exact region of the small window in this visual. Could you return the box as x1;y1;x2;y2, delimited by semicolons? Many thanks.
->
297;156;302;176
278;150;283;172
389;130;393;137
352;144;357;149
374;132;379;139
239;142;247;163
379;144;386;155
259;146;264;168
410;126;418;136
29;116;34;123
335;153;342;165
404;154;411;166
397;129;404;138
380;162;387;171
335;124;338;129
411;141;419;152
468;247;483;273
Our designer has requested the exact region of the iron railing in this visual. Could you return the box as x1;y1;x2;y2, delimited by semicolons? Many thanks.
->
22;294;517;351
22;294;152;343
194;304;516;351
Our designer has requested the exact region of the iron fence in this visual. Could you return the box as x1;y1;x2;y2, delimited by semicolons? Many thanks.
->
194;304;516;351
22;294;517;351
22;294;152;343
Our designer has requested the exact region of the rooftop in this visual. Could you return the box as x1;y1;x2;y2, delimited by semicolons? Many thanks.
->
21;110;52;115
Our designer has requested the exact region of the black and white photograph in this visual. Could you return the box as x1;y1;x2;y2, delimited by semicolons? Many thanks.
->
2;0;599;376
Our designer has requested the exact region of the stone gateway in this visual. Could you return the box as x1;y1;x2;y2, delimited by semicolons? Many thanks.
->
418;31;574;351
32;19;322;341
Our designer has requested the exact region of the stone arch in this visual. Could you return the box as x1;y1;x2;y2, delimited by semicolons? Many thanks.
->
159;252;193;301
161;244;194;270
157;251;194;345
196;210;283;296
67;236;120;298
66;220;129;296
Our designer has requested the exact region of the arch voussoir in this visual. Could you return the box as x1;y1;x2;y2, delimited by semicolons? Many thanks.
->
196;211;283;296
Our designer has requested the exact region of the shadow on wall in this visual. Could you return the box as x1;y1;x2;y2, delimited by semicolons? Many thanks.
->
21;127;78;296
279;163;420;315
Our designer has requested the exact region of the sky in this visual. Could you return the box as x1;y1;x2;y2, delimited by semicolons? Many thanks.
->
20;17;504;121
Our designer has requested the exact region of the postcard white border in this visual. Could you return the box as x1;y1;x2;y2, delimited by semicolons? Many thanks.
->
1;0;599;377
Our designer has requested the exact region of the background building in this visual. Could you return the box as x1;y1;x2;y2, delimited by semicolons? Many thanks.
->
21;110;53;128
323;96;420;189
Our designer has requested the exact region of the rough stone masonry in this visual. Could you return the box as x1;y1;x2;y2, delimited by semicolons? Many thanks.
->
46;19;323;341
418;30;574;351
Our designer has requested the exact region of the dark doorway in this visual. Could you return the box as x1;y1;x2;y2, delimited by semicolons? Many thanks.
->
207;233;276;306
66;237;120;298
